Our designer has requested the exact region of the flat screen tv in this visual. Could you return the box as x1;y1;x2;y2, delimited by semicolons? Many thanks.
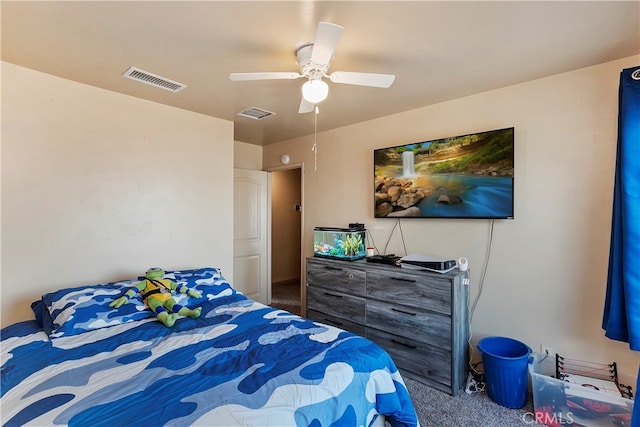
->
374;127;514;219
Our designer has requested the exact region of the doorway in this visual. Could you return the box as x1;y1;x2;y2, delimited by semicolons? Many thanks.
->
269;167;302;315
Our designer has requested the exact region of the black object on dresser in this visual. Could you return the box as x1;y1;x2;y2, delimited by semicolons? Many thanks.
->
306;256;470;396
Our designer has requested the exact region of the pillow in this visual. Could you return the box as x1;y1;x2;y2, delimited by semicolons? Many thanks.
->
39;279;150;338
165;267;238;301
31;299;57;335
33;267;235;338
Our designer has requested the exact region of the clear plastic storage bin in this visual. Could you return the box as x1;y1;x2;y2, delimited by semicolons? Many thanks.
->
528;352;634;427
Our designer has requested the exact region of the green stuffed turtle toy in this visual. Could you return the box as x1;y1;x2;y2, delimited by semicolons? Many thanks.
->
110;267;202;327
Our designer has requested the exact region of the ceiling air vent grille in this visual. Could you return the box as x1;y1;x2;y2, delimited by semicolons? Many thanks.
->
122;67;187;93
237;107;276;120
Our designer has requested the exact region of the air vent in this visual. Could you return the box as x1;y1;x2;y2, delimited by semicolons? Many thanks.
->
122;67;187;93
237;107;276;120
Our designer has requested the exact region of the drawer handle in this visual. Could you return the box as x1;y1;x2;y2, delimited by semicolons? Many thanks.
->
324;318;343;326
391;307;417;316
391;277;417;283
391;339;417;349
324;266;343;271
323;292;343;299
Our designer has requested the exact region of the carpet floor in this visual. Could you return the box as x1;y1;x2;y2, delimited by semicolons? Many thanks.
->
404;377;543;426
270;280;301;316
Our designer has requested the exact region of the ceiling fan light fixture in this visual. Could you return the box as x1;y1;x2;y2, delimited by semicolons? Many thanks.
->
302;79;329;104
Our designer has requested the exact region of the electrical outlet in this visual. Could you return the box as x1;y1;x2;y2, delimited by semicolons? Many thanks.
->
540;344;554;357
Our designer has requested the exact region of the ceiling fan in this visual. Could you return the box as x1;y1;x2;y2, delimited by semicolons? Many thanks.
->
229;22;396;114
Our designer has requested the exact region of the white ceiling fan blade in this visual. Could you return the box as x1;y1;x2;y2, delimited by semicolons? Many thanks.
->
329;71;395;88
298;97;314;114
310;22;344;65
229;72;301;81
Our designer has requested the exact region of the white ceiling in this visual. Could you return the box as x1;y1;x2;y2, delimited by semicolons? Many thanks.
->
2;1;639;146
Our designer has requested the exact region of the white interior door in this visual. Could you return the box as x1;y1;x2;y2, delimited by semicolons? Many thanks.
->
233;169;271;304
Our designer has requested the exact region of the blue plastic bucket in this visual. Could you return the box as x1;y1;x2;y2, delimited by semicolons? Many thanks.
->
478;336;532;409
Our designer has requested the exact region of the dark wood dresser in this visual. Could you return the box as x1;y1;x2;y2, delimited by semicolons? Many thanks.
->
306;256;469;395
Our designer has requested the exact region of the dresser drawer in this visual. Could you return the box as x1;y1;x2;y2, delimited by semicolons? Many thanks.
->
367;270;452;315
307;287;366;324
307;260;366;296
306;309;366;336
367;327;452;390
366;299;452;350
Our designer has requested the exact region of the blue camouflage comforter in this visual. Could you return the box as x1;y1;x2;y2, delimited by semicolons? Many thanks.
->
1;268;418;426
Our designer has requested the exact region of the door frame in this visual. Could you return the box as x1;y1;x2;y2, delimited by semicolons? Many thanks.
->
267;162;305;316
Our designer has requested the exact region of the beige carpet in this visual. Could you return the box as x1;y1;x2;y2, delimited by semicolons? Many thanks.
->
404;376;543;426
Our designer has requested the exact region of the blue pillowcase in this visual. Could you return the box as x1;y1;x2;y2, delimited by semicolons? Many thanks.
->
31;267;236;338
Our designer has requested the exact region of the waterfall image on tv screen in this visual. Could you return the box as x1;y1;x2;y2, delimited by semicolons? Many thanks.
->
374;127;514;219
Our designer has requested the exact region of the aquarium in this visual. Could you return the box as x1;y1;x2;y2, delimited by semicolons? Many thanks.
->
313;227;366;261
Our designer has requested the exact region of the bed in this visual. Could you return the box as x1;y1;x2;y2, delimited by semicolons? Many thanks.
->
1;267;418;426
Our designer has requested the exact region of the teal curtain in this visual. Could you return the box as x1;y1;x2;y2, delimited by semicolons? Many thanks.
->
602;65;640;426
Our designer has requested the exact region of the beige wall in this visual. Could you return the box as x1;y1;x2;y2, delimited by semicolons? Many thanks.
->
1;62;235;326
264;56;640;381
234;140;262;170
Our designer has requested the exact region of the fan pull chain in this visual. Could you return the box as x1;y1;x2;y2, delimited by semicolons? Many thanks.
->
312;105;319;172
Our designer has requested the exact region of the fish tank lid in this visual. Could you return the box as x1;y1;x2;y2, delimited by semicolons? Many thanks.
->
314;226;364;232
